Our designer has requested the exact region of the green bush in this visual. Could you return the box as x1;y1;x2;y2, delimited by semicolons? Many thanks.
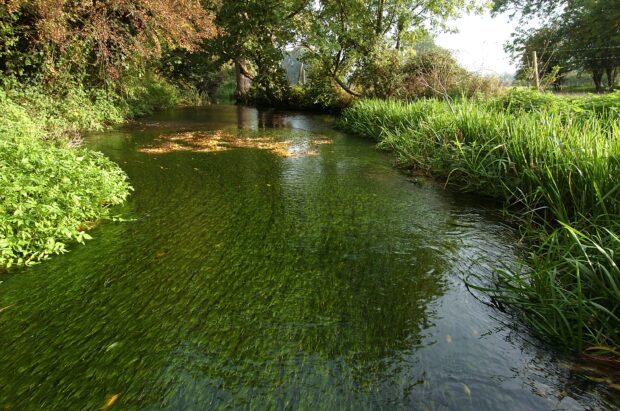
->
0;134;131;266
1;82;127;141
399;49;503;99
0;83;131;267
122;72;180;117
213;77;237;103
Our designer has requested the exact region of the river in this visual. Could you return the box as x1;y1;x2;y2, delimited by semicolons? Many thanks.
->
0;105;617;409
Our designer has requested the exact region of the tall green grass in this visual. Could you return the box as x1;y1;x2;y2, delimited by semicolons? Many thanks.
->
339;94;620;353
493;89;620;122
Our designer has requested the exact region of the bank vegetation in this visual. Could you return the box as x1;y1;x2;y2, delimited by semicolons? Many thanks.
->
340;90;620;353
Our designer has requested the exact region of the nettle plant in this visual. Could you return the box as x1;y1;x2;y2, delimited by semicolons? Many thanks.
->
0;134;131;267
0;88;131;267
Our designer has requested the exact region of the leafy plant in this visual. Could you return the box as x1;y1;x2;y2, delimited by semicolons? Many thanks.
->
0;134;131;266
0;82;131;267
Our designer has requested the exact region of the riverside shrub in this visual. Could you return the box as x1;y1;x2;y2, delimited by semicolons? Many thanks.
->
0;86;131;267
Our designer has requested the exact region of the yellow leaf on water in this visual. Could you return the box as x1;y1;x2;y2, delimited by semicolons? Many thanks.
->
445;335;453;344
463;384;471;397
101;394;119;410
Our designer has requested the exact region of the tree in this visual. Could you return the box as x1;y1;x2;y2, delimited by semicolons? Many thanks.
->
296;0;482;97
496;0;620;92
206;0;308;102
0;0;216;84
492;0;563;19
506;26;571;90
561;0;620;91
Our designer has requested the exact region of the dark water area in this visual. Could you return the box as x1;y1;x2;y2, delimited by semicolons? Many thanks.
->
1;105;617;410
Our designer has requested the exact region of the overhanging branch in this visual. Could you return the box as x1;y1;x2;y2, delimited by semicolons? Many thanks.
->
332;74;362;97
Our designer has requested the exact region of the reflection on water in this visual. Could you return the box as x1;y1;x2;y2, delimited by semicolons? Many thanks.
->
0;106;617;410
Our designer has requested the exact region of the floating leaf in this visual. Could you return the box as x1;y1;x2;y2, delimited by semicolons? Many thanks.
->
101;394;119;410
463;384;471;397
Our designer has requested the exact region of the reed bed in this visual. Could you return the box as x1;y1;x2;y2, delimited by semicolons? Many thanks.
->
339;94;620;353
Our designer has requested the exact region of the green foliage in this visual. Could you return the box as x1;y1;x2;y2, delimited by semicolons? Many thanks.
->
202;0;488;104
298;0;483;98
397;48;502;99
281;44;502;110
502;0;620;91
121;73;180;117
0;135;131;267
0;84;131;267
206;0;302;101
0;4;45;79
213;76;237;103
288;66;354;111
0;81;126;140
351;46;407;98
339;94;620;352
160;49;230;102
495;88;620;120
0;1;215;88
505;26;570;89
250;62;292;105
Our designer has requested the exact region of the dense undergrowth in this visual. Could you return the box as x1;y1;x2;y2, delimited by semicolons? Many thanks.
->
0;77;177;267
339;89;620;353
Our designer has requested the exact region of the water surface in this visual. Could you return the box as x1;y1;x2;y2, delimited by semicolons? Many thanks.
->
1;105;617;410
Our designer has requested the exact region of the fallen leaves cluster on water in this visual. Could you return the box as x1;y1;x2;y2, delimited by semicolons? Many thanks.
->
138;130;332;158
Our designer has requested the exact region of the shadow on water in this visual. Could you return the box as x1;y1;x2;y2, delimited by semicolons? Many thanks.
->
0;105;618;410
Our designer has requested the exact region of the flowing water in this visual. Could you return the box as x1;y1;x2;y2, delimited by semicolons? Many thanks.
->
1;105;618;410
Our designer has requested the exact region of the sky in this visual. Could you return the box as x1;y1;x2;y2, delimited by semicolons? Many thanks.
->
436;11;519;76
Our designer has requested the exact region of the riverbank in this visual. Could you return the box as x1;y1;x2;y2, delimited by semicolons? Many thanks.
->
338;89;620;354
0;75;185;267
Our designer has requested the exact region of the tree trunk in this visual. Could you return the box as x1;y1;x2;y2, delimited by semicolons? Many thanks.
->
235;60;252;101
375;0;384;35
333;74;362;97
298;62;306;85
552;72;565;91
592;69;604;93
605;67;616;89
395;16;405;50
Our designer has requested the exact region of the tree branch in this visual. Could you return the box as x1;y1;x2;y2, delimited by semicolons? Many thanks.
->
332;74;362;97
237;60;255;81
